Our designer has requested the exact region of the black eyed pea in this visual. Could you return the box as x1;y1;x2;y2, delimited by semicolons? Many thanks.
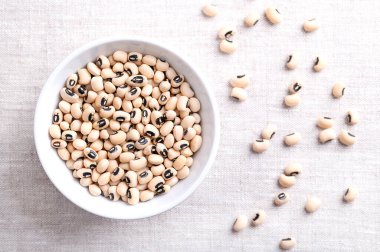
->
251;210;266;226
125;87;142;101
219;39;237;54
116;182;128;197
190;135;202;152
173;155;187;170
94;93;108;108
111;166;125;182
49;124;61;139
343;186;358;203
97;172;111;186
305;196;322;213
140;190;155;202
138;64;154;79
202;3;218;17
274;192;289;206
286;53;299;70
112;62;124;73
244;12;260;27
189;98;201;113
124;62;139;76
59;100;71;114
168;148;180;161
313;56;326;72
112;72;128;87
142;54;157;66
52;109;63;125
261;124;277;140
137;170;153;184
128;52;143;63
179;108;191;119
173;125;184;141
84;147;98;161
149;98;160;111
51;139;67;149
233;215;248;232
156;143;168;157
70;120;82;132
70;103;82;119
279;238;296;250
265;7;282;24
92;118;109;131
71;150;84;161
151;164;165;176
165;96;178;111
100;184;110;197
186;157;193;167
231;87;247;101
177;166;190;180
109;130;127;145
109;120;121;131
338;130;356;146
90;76;104;92
284;132;301;146
87;62;101;76
126;129;140;142
346;110;359;125
158;91;170;105
108;186;120;201
77;168;92;179
159;80;171;92
303;18;320;32
91;169;100;183
288;81;303;94
173;140;189;151
64;113;73;123
218;25;237;40
160;121;174;137
84;90;97;104
317;116;334;129
319;128;337;143
177;96;189;112
115;84;128;99
332;83;346;98
252;139;270;153
80;122;92;135
181;115;196;128
99;106;116;119
157;184;171;195
183;127;197;141
66;73;78;89
130;108;142;124
108;145;122;160
113;50;128;63
135;136;151;150
130;157;148;171
113;111;130;123
278;174;296;188
148;154;164;165
60;88;80;104
88;184;102;196
147;176;165;193
125;171;138;187
229;75;250;89
165;176;179;187
82;106;95;122
127;188;140;205
122;141;136;152
119;151;135;163
77;68;91;85
143;145;157;156
155;58;169;72
73;138;87;150
95;55;110;69
83;158;97;170
162;167;177;180
101;68;117;79
79;178;93;187
284;93;301;107
61;130;77;141
284;163;302;176
171;75;185;88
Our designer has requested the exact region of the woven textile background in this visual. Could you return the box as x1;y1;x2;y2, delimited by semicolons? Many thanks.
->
0;0;379;251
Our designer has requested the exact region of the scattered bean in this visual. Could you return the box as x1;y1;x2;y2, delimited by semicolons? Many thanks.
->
231;87;247;101
220;39;237;54
343;186;358;203
317;116;334;129
251;210;266;226
284;132;301;146
274;192;289;206
338;130;356;146
319;128;337;143
278;174;296;188
244;12;260;27
313;56;326;72
305;196;321;213
265;7;282;24
202;3;218;17
252;139;270;153
303;18;320;32
279;237;296;250
346;110;359;125
232;215;248;232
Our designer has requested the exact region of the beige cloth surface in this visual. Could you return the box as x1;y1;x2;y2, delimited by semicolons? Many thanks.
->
0;0;379;251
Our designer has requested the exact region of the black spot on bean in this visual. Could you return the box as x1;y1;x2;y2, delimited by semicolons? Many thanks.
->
65;88;74;96
163;169;173;179
139;171;148;178
112;167;120;176
131;76;144;83
348;132;356;137
252;213;260;221
96;58;102;67
130;88;138;95
278;193;286;200
109;193;114;201
237;74;245;78
83;172;91;178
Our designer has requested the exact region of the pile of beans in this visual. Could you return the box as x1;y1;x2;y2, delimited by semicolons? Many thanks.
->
49;50;203;205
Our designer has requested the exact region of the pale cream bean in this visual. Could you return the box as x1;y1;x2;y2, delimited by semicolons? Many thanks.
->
332;83;346;98
116;182;128;196
218;25;237;40
71;150;84;161
105;81;116;94
70;103;82;120
186;157;193;167
109;131;127;145
83;158;97;169
303;18;320;32
125;171;138;187
220;39;237;54
177;166;190;180
279;238;296;250
109;120;121;131
284;163;302;176
346;110;359;125
119;152;135;163
284;93;301;107
98;172;111;186
265;7;282;24
139;64;154;79
343;186;358;203
274;192;289;206
151;164;165;176
99;106;116;119
278;174;296;188
181;115;195;128
80;178;92;187
305;196;321;213
97;150;107;161
251;210;266;226
66;159;75;170
51;139;67;149
113;97;122;110
231;87;247;101
180;82;194;97
84;147;98;161
229;75;250;88
112;62;124;73
95;55;110;69
142;54;157;66
155;58;169;72
159;121;174;136
124;62;139;76
202;3;218;17
286;53;299;70
66;73;78;89
177;96;189;112
60;88;80;103
284;132;301;146
130;108;142;124
164;134;175;148
82;106;95;122
58;100;71;114
147;176;165;192
84;90;97;104
126;129;140;142
313;56;326;72
189;98;201;112
101;68;117;79
61;130;77;141
137;170;153;184
252;139;270;153
183;127;197;141
87;62;101;76
244;12;260;27
73;139;86;150
78;68;91;85
49;125;61;139
127;188;140;205
57;148;70;161
113;50;128;63
140;190;155;202
165;96;178;111
319;128;337;143
261;124;277;140
111;166;125;182
90;76;104;92
130;157;147;171
338;130;356;146
108;186;120;201
232;215;248;232
317;116;334;129
80;121;92;135
63;113;73;123
99;129;109;140
168;148;180;160
190;135;202;152
89;184;101;196
288;81;302;94
173;125;184;141
173;155;186;170
148;154;164;165
70;120;82;132
108;145;122;160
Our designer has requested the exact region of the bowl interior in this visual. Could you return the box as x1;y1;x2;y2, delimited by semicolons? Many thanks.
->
34;38;219;219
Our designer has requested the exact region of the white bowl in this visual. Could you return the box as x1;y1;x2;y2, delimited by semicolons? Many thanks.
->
34;36;220;219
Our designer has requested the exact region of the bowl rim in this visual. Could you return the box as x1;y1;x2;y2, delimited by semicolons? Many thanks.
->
34;36;220;219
